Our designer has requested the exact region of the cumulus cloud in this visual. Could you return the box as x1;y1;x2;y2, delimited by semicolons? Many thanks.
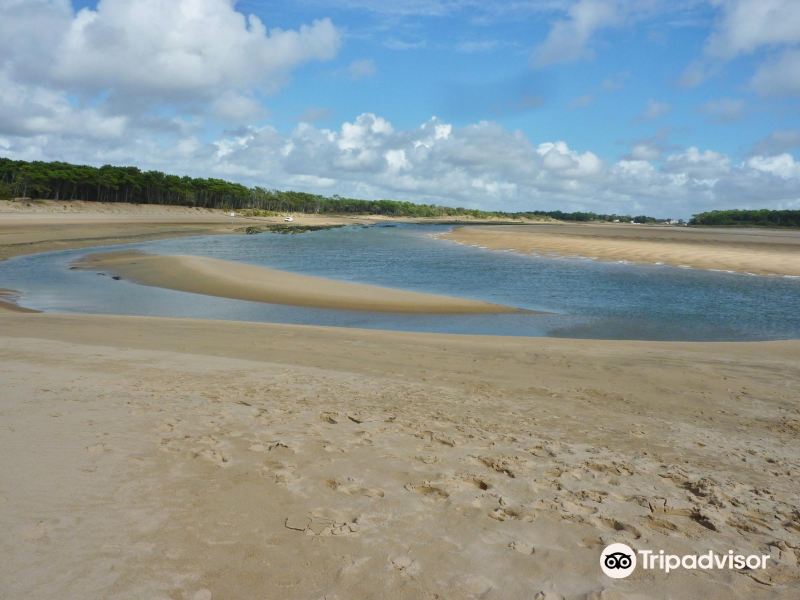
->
0;0;341;140
664;147;730;180
1;0;340;101
746;153;800;178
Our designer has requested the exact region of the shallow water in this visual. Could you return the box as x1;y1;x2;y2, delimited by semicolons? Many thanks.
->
1;223;799;340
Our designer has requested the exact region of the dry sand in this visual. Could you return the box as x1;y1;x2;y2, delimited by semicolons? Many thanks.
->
0;199;374;262
1;312;799;599
440;224;800;277
73;250;518;314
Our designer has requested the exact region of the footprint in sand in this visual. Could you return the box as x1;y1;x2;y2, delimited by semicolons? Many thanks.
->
404;482;450;502
489;506;534;522
593;516;642;539
326;479;385;498
509;540;535;555
263;460;298;485
476;455;519;478
194;447;229;467
390;555;420;576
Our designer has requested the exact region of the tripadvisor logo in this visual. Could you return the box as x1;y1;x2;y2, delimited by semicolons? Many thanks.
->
601;543;636;578
600;543;770;578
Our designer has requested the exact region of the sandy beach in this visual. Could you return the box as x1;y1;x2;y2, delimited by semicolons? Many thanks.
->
73;250;518;314
0;200;380;262
1;203;799;599
1;312;798;599
440;224;800;277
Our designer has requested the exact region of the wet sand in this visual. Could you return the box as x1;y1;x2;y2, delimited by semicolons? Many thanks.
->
0;288;39;313
73;250;519;314
440;224;800;277
1;312;798;599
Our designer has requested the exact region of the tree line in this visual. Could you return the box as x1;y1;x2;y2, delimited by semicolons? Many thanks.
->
0;157;660;222
690;209;800;228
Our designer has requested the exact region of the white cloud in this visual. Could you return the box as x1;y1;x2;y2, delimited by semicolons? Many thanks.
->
56;1;339;98
664;147;730;180
532;0;622;67
685;0;800;94
1;0;340;98
0;68;126;139
751;48;800;96
536;141;602;177
746;153;800;178
628;143;661;161
346;59;378;80
704;0;800;59
0;0;341;113
212;91;268;123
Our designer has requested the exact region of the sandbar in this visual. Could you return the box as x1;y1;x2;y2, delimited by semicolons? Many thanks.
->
73;250;519;314
440;223;800;276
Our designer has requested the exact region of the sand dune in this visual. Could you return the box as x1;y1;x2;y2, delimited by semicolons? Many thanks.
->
440;224;800;276
73;250;519;314
1;312;798;599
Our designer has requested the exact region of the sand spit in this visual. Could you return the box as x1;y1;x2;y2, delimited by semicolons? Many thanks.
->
72;250;520;314
0;200;382;262
440;224;800;277
1;312;798;599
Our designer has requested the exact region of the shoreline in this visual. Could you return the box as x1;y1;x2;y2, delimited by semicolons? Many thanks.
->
72;250;520;314
0;288;39;313
440;223;800;277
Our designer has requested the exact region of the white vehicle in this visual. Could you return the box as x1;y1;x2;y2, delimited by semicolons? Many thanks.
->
284;216;294;222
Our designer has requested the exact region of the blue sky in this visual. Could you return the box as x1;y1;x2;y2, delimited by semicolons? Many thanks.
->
1;0;799;217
